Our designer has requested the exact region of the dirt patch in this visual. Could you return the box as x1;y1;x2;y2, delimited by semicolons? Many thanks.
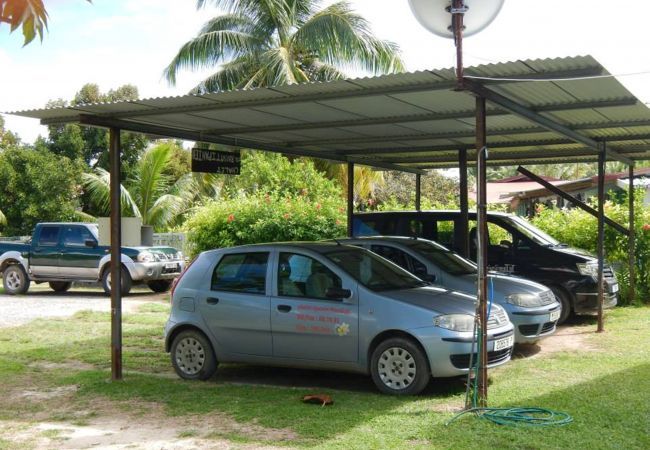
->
1;397;295;449
30;361;96;372
513;324;600;359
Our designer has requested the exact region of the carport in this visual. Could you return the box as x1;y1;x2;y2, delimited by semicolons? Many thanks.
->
11;54;650;404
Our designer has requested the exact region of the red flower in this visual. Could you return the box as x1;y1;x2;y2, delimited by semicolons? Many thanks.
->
316;203;322;210
227;214;235;223
283;213;290;220
335;219;342;225
643;224;650;232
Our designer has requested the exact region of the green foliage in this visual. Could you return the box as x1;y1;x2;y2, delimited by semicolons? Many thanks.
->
186;193;346;254
43;84;149;174
0;147;83;235
374;170;460;210
165;0;404;92
531;193;650;304
223;151;342;200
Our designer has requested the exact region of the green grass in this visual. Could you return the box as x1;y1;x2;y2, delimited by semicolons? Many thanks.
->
0;303;648;449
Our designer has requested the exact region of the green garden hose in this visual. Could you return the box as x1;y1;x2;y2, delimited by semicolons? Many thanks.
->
451;278;573;427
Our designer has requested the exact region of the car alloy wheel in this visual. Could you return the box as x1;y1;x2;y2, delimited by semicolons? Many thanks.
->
170;330;217;381
175;336;206;376
370;337;430;395
378;347;417;390
2;265;30;295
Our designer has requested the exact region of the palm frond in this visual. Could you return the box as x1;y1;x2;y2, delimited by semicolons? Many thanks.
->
131;144;174;224
0;208;6;226
292;1;404;75
82;169;140;218
163;24;259;85
191;55;259;93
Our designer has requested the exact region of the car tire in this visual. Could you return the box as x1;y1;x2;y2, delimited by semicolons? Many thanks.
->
101;266;132;296
551;287;572;324
147;280;172;293
170;330;217;381
2;265;30;295
49;281;72;292
370;337;431;395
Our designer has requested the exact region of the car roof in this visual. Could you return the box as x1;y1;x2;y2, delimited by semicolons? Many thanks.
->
202;241;358;256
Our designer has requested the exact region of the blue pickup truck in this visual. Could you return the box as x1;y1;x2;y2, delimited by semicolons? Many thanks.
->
0;222;184;295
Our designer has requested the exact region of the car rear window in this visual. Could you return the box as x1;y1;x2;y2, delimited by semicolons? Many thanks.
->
211;252;269;294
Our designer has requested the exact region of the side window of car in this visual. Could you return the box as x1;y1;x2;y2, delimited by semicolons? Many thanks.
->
434;220;455;248
211;252;269;294
370;245;409;269
38;226;60;246
278;253;341;299
62;226;94;247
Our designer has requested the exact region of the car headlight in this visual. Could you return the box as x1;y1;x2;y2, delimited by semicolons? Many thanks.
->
136;251;155;262
434;314;475;332
576;263;598;278
506;293;545;307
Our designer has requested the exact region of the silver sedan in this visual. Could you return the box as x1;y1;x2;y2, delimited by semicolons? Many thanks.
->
164;242;514;395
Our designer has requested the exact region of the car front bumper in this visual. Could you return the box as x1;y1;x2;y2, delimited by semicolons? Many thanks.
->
410;322;515;378
508;302;562;344
126;260;184;281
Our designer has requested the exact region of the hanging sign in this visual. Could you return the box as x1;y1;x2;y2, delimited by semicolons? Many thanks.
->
191;148;241;174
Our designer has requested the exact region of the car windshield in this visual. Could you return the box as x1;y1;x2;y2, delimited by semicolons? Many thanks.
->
405;240;477;275
505;215;560;246
325;247;428;292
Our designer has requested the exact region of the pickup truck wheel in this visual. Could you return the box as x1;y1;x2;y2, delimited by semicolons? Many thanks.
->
171;330;217;380
3;265;30;295
147;280;172;293
370;337;430;395
49;281;72;292
101;267;132;296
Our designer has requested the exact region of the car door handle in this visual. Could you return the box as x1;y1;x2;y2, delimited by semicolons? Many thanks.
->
206;297;220;305
277;304;292;313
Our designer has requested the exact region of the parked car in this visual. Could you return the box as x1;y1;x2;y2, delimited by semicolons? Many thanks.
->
0;222;184;295
164;242;514;395
353;211;618;323
337;236;561;344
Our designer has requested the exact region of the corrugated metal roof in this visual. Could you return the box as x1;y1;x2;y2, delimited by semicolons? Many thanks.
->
8;55;650;172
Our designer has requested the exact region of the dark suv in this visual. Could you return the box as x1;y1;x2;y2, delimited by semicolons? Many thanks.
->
353;211;618;323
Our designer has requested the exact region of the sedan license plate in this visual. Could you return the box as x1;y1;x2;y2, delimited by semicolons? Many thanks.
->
164;262;178;270
610;283;619;293
494;335;514;351
549;309;561;322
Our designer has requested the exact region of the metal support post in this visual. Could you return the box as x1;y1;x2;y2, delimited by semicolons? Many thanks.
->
347;162;354;237
476;96;488;406
415;173;422;211
451;0;466;89
596;145;605;333
459;149;469;257
109;127;123;380
628;164;636;303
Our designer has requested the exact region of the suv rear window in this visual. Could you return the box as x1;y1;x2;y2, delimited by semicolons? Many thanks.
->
38;226;60;246
211;252;268;294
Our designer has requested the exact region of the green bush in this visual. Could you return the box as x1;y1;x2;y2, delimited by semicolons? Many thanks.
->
185;193;346;255
530;194;650;305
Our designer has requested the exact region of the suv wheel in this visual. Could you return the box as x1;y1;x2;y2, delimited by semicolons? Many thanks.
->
170;330;217;380
101;266;132;296
370;337;430;395
551;287;572;324
2;265;30;295
49;281;72;292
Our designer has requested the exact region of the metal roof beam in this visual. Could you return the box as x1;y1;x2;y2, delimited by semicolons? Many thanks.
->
463;78;634;166
77;115;425;175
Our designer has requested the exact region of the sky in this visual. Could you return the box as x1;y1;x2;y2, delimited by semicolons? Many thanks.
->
2;0;650;143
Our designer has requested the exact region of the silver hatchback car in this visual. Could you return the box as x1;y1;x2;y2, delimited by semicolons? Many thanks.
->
339;236;562;344
165;242;514;395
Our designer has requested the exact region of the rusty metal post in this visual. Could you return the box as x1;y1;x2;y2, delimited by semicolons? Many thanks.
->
415;173;422;211
459;149;469;257
628;164;636;303
596;145;605;333
109;127;123;380
347;162;354;237
451;0;466;89
476;96;488;406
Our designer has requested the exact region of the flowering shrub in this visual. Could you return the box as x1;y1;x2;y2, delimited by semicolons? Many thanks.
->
531;194;650;305
185;193;346;255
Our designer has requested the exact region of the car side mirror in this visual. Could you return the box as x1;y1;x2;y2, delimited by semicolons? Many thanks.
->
85;239;98;248
325;287;352;300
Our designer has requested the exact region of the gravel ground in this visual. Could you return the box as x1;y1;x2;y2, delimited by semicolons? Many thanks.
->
0;285;168;328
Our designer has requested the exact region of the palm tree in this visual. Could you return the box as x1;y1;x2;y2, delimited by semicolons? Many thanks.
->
0;208;5;227
164;0;404;92
83;142;214;230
